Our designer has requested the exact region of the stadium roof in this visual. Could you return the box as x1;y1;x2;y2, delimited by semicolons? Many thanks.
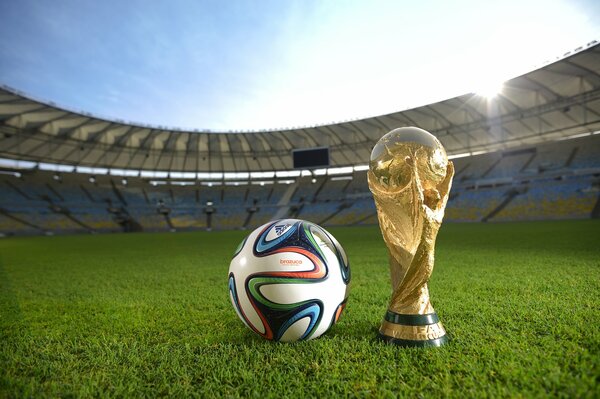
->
1;42;599;174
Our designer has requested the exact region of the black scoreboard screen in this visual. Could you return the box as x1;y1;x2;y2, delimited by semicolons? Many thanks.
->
292;147;330;169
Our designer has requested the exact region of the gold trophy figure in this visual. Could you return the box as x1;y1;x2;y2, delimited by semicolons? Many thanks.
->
368;127;454;347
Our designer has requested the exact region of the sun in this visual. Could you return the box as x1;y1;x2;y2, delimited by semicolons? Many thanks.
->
476;81;505;99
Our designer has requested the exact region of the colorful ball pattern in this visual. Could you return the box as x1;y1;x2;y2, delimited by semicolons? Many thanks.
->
228;219;351;342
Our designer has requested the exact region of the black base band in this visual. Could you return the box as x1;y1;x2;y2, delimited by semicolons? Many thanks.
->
377;332;449;347
384;311;439;326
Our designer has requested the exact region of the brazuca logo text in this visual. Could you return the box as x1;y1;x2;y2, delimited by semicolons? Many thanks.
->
280;259;302;265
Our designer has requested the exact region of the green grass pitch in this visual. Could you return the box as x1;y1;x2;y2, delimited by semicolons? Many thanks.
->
1;220;599;397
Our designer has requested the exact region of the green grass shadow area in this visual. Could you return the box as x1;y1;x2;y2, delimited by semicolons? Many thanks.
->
1;220;599;397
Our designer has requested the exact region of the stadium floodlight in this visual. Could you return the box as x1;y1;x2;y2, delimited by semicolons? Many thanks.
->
198;172;223;180
275;170;301;178
39;162;74;173
76;166;108;175
327;166;354;175
448;152;471;160
169;171;196;179
0;158;36;169
331;176;353;181
558;131;594;140
200;181;221;186
0;170;21;177
140;170;165;178
170;181;195;186
223;172;250;180
250;171;276;179
109;168;138;177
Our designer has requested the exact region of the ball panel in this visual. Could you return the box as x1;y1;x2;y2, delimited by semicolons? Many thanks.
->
259;280;342;306
279;316;311;342
277;302;322;342
236;284;267;335
228;272;266;335
334;300;347;323
232;236;248;259
306;222;351;285
228;274;248;329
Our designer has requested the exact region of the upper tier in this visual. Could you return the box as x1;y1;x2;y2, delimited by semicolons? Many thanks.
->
1;42;599;172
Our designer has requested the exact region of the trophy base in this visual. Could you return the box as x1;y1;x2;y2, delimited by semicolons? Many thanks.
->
378;310;449;347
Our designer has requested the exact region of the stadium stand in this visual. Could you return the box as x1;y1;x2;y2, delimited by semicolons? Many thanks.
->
445;188;505;222
1;43;599;236
490;178;598;221
0;130;598;236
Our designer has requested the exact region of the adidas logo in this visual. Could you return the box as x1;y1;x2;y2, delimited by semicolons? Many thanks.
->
275;224;290;236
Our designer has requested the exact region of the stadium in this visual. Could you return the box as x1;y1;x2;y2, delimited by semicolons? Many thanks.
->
1;4;599;397
2;42;600;234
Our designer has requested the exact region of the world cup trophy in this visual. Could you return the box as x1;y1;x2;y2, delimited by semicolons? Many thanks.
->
368;127;454;347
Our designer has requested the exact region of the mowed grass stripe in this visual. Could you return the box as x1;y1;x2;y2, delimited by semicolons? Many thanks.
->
1;220;599;397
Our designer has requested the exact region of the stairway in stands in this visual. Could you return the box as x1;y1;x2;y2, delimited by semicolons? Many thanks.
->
591;192;600;219
482;188;525;222
271;182;300;220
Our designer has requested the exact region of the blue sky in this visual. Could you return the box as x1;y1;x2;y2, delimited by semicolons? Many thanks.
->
0;0;598;131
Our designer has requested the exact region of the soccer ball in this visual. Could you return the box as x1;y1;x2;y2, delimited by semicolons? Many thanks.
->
228;219;351;342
